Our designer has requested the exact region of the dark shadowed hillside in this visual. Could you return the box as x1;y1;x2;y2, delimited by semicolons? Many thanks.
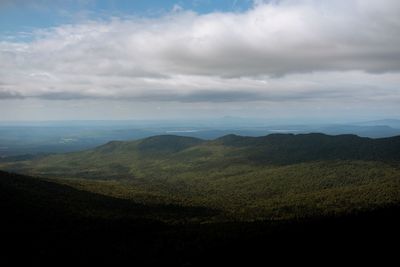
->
1;170;399;265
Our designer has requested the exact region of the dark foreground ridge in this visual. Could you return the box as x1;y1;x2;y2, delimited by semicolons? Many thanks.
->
1;170;399;265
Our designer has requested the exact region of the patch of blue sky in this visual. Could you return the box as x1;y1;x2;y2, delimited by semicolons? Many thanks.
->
0;0;254;41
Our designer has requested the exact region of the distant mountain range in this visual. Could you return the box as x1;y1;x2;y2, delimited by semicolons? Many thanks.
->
1;119;400;157
354;119;400;128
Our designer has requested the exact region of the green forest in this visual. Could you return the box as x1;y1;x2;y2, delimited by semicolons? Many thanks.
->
1;133;400;221
1;133;400;265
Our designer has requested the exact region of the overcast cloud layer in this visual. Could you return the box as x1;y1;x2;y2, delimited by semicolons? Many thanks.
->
0;0;400;114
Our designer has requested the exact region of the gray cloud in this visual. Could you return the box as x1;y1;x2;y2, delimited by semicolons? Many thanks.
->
0;0;400;103
0;89;24;99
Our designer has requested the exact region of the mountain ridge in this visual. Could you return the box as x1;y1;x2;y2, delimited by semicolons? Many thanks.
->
83;132;400;164
2;133;400;175
0;131;399;221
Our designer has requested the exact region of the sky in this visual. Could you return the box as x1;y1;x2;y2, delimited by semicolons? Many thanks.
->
0;0;400;122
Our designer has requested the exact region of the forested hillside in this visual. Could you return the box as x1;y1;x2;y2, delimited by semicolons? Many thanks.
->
1;133;399;220
1;170;399;265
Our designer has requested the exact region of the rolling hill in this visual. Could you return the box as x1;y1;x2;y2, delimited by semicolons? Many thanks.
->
1;133;400;221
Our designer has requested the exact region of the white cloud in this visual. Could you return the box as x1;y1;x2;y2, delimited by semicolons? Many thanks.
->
0;0;400;103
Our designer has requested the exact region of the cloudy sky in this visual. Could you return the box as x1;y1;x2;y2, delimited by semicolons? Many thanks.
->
1;0;399;122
